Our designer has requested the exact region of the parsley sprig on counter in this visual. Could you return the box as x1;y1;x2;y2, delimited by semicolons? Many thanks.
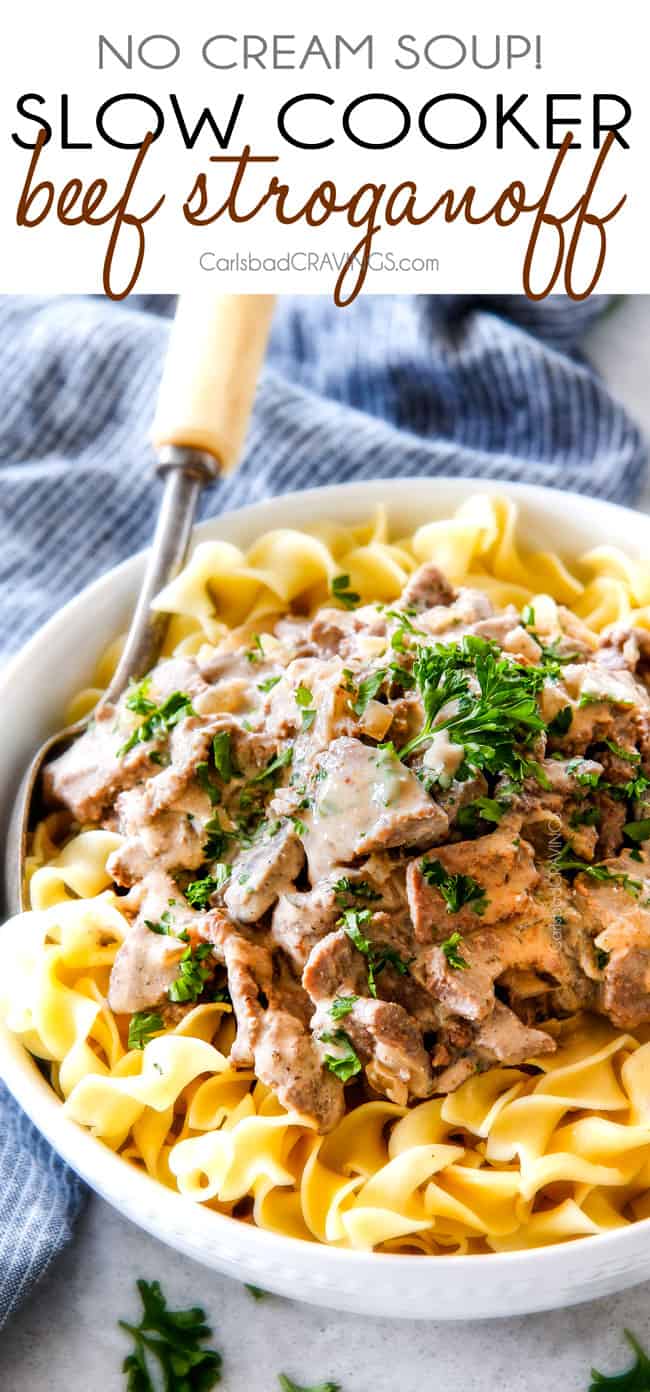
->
590;1329;650;1390
118;682;196;759
120;1278;222;1390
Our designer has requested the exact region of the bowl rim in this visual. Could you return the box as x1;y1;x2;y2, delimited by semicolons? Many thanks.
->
2;472;650;1280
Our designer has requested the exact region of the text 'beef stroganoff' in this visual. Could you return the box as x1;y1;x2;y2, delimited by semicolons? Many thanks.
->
4;494;650;1255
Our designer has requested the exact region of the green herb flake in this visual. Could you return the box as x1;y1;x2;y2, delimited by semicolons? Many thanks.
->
603;739;641;764
338;907;411;996
258;674;282;693
196;761;220;806
212;730;235;782
623;819;650;844
119;1278;222;1391
145;910;175;936
554;844;643;898
331;573;360;610
441;932;469;971
278;1377;340;1392
456;796;509;835
332;876;381;907
350;669;387;718
118;689;196;759
168;944;214;1004
251;748;293;784
245;634;264;663
330;994;359;1020
185;865;230;909
547;705;573;738
295;683;317;731
421;858;488;916
320;1029;362;1082
127;1012;164;1051
245;1284;267;1301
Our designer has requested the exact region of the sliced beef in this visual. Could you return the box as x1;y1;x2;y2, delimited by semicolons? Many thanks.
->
406;820;538;941
108;920;188;1015
308;605;387;660
305;736;448;879
399;563;455;612
224;934;343;1130
303;931;433;1106
224;824;304;924
573;853;650;1028
43;704;158;824
271;883;340;969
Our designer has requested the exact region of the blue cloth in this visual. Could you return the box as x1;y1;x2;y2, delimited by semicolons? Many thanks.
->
0;292;646;1325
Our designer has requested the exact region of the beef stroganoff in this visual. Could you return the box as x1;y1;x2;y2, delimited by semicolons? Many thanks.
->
4;493;650;1254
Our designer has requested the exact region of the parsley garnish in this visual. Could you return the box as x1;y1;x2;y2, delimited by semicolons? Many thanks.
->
202;816;233;862
212;731;235;782
547;705;573;737
295;684;316;731
456;796;508;835
400;636;546;784
603;739;640;764
554;844;643;898
145;910;175;935
245;1284;267;1301
128;1012;164;1051
245;634;264;663
441;931;469;971
338;908;411;996
320;1029;362;1082
185;865;230;909
196;761;220;806
421;858;488;915
350;669;387;717
279;1378;340;1392
332;877;381;907
168;944;213;1003
623;819;650;844
119;1278;222;1391
330;994;359;1020
250;748;293;784
118;689;195;758
570;806;601;829
589;1329;650;1391
258;675;282;693
331;573;360;609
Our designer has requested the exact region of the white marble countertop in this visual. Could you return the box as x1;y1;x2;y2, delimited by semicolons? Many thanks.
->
4;295;650;1392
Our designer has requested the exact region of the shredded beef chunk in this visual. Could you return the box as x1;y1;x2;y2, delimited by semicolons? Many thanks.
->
43;557;650;1130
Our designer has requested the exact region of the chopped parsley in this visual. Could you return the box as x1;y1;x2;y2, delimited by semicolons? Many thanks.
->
547;705;573;737
212;730;235;782
119;1278;222;1391
320;1029;362;1082
331;573;360;610
456;796;508;835
589;1329;650;1391
441;931;469;971
420;858;488;916
279;1379;340;1392
196;761;220;806
168;943;213;1003
250;748;293;784
330;994;359;1020
245;1284;267;1301
185;865;230;909
245;634;264;663
127;1012;163;1051
295;684;316;731
258;674;282;693
338;908;411;996
332;876;381;907
202;816;234;861
602;739;641;764
554;844;643;898
350;669;387;718
623;819;650;844
570;806;601;829
118;688;195;758
145;910;175;935
400;636;547;784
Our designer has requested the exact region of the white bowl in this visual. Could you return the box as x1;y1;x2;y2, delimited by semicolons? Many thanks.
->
2;475;650;1320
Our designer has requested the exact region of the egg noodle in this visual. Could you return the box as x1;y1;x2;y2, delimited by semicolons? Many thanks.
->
3;492;650;1256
